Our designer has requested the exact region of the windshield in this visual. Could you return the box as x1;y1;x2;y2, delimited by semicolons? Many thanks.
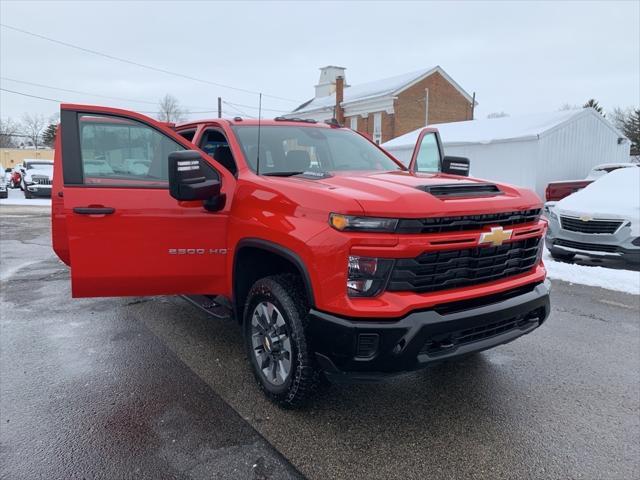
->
232;125;403;175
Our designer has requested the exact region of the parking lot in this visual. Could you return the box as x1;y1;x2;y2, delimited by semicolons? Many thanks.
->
1;204;639;480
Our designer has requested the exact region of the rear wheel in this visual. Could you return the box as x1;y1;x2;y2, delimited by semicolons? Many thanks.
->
243;274;320;408
549;248;575;262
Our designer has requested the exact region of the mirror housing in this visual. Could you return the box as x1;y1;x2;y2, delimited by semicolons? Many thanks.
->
168;150;222;204
441;156;470;176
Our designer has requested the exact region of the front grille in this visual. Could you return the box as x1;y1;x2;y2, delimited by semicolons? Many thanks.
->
31;176;52;185
396;209;541;234
555;239;619;253
388;237;541;293
560;216;623;234
419;307;545;356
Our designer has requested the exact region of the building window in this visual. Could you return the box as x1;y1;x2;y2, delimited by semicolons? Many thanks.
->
350;116;358;131
373;113;382;144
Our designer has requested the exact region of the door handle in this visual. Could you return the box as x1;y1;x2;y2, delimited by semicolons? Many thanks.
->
73;207;115;215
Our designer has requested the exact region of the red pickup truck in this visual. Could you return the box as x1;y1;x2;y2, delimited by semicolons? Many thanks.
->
52;105;550;407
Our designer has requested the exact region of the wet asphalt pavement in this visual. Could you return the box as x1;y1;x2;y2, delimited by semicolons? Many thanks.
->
1;204;639;480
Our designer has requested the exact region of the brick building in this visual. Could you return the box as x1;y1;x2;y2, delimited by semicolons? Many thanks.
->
286;66;475;144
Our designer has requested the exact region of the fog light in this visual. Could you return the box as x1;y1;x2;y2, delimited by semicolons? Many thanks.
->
632;237;640;247
347;256;393;297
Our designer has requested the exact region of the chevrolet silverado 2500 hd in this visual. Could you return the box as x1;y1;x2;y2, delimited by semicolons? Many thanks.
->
52;105;550;407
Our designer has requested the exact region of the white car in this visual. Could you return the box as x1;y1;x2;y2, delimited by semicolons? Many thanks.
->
21;160;54;199
546;167;640;264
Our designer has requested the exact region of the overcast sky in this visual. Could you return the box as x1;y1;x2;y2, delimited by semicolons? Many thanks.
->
1;0;638;123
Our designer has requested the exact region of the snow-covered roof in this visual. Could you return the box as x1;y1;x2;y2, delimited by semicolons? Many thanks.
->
382;108;625;149
292;66;473;115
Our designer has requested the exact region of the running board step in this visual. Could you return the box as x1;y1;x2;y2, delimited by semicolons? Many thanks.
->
181;295;233;320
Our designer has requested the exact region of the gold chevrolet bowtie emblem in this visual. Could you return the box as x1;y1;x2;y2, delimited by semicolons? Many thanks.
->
579;215;593;222
479;226;513;246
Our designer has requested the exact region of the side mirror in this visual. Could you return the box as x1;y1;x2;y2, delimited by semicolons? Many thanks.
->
168;150;222;206
4;168;11;173
442;156;470;176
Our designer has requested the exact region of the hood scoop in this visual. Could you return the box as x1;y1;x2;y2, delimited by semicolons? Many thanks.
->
417;183;502;198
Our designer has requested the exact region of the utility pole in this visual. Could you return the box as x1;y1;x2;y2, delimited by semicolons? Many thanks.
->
217;97;222;118
471;92;476;120
424;88;430;126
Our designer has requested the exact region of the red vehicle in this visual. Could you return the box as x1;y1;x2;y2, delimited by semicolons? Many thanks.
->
52;105;550;407
10;167;22;189
545;163;640;201
545;179;593;202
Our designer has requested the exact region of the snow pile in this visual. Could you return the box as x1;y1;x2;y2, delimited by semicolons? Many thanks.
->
543;250;640;295
0;188;51;207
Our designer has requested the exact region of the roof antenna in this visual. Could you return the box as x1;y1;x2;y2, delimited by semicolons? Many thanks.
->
256;93;262;175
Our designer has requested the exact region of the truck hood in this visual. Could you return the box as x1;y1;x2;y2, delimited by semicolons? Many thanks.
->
276;170;542;217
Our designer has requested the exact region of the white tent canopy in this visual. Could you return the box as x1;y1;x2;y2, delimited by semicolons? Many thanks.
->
382;109;631;197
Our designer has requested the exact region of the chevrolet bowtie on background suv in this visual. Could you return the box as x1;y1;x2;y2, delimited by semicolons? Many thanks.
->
52;105;550;407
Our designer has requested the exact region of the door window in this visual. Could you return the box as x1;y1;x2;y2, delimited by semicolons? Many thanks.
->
79;114;184;187
415;132;441;173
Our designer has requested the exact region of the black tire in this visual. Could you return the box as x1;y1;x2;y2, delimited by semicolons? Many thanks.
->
549;248;575;262
23;187;32;199
243;274;320;408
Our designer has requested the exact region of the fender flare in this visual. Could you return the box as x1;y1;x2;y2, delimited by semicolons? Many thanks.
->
233;238;316;308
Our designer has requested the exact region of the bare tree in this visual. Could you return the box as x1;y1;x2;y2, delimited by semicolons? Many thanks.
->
486;111;509;119
610;106;632;132
0;118;21;148
558;103;579;111
21;113;46;149
157;94;188;123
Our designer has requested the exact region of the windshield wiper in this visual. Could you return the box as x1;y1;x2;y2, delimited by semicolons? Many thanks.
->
262;171;305;177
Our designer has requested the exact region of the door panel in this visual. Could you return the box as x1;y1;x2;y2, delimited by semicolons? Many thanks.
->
59;105;233;298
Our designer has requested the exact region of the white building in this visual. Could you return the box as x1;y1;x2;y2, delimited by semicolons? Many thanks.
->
382;108;631;197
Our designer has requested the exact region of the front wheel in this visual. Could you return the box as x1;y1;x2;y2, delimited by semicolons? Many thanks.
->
23;187;32;199
243;274;320;408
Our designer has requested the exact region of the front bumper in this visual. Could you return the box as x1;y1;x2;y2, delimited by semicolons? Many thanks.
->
309;280;551;382
546;215;640;263
25;184;52;197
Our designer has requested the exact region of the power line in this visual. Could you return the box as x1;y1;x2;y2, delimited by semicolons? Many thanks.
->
0;23;303;104
0;87;257;120
1;76;160;105
224;100;290;114
0;87;61;103
222;101;256;119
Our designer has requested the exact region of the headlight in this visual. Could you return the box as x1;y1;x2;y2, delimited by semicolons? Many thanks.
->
347;255;393;297
330;213;398;232
544;206;558;221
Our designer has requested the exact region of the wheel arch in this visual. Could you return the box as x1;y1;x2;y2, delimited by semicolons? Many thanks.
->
233;238;316;321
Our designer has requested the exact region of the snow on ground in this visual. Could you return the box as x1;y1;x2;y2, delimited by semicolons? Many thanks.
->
543;250;640;295
0;188;51;207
